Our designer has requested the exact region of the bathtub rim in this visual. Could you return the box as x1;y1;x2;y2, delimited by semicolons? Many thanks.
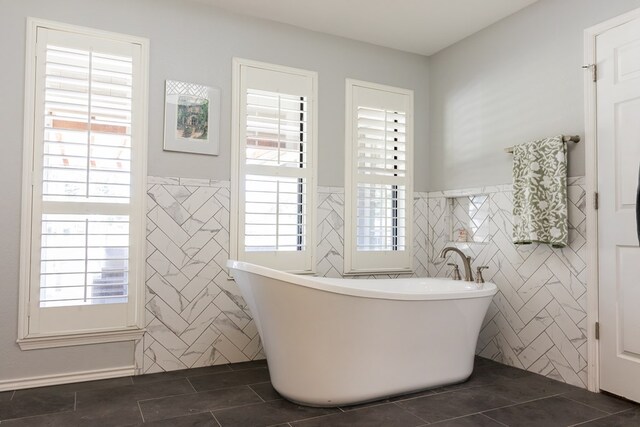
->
227;260;497;301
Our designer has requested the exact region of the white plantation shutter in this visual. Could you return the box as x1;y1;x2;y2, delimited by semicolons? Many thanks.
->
345;80;413;274
356;108;407;178
39;214;130;307
231;59;317;273
19;22;148;341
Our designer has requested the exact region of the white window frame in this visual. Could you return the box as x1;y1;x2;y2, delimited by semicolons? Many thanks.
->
344;79;414;275
18;18;149;349
230;58;318;273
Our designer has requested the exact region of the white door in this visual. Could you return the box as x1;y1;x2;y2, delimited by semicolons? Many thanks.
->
597;15;640;403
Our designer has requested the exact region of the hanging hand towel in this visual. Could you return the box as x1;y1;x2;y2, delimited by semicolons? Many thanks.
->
512;135;568;247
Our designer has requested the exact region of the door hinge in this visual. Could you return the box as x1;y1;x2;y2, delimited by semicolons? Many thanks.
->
594;192;599;210
595;322;600;340
583;64;597;82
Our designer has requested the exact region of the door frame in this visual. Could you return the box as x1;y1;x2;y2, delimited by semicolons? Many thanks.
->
584;6;640;393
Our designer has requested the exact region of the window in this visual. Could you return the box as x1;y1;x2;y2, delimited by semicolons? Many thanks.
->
344;79;413;274
230;59;317;273
18;19;148;348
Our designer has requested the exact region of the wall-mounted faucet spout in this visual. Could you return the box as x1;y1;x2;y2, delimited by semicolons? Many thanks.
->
439;247;474;282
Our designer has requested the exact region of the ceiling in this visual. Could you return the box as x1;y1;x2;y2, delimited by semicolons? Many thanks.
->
194;0;539;56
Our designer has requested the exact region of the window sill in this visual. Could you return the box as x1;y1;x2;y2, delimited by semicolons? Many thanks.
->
17;327;145;350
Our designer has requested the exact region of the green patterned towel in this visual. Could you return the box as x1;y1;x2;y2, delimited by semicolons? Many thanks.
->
512;135;568;248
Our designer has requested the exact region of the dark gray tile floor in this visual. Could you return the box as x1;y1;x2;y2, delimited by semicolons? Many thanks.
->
0;357;637;426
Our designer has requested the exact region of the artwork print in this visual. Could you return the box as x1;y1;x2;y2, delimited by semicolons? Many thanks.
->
164;80;220;155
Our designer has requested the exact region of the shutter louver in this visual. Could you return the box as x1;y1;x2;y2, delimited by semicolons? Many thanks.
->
356;107;407;252
245;90;308;169
243;89;308;254
37;38;134;307
244;175;306;251
356;183;406;251
43;44;132;204
356;108;406;177
40;214;129;307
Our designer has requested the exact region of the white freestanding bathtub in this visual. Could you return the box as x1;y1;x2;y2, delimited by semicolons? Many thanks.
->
227;260;497;407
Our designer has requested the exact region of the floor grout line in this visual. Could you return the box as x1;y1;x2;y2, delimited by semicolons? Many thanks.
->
552;395;612;416
567;411;622;427
211;411;223;427
137;400;146;423
186;377;198;393
246;384;266;402
136;384;256;403
428;410;506;426
134;387;202;404
609;406;638;415
340;400;394;412
480;412;510;427
391;401;429;424
559;394;620;414
131;365;238;385
0;410;78;424
207;399;294;418
478;392;568;413
259;406;354;426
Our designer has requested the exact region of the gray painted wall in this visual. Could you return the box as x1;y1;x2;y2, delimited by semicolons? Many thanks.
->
428;0;640;191
0;0;428;382
4;0;640;384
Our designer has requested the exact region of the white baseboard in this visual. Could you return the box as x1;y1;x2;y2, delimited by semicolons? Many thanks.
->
0;365;135;392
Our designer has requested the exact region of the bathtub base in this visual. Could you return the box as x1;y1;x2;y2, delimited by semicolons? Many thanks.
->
276;373;473;407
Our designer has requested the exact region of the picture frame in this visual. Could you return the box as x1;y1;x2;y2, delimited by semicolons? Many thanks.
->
163;80;221;155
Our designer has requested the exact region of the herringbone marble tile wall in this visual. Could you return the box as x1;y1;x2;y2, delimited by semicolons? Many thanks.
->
143;175;588;388
143;178;429;373
144;177;254;373
427;177;588;387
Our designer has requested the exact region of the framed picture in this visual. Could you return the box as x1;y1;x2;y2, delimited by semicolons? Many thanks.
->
163;80;220;155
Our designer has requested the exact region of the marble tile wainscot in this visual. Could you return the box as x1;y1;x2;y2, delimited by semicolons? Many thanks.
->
144;177;256;374
427;177;588;388
143;177;430;373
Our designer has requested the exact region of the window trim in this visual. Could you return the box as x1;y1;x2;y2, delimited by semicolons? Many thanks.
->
344;79;414;275
230;58;318;274
18;18;149;349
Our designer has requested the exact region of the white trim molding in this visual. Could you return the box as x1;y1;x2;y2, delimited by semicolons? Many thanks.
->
582;6;640;393
0;365;136;392
18;17;149;347
17;328;145;351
